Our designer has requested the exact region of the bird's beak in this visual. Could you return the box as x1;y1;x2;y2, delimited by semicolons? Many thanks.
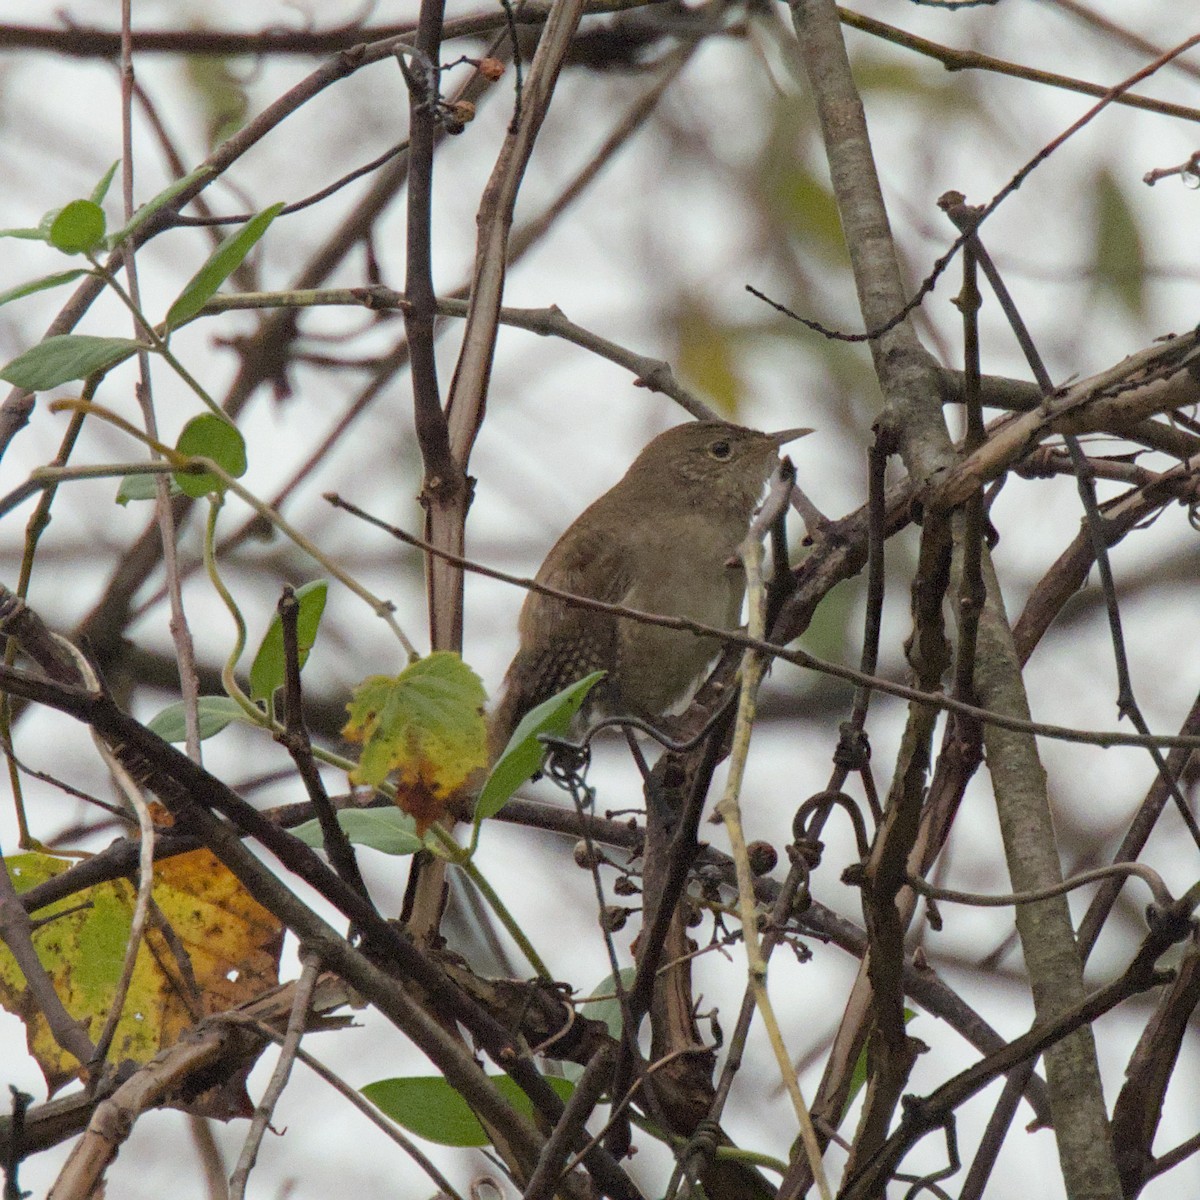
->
767;427;814;447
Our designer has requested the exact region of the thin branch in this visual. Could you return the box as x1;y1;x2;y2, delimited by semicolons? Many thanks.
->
0;1;650;58
228;951;321;1199
431;0;586;648
404;0;457;539
88;749;156;1070
324;494;1200;752
171;140;410;225
754;28;1200;345
840;886;1200;1199
275;587;369;902
203;288;720;418
1044;0;1200;84
522;1045;616;1200
118;0;202;763
713;535;831;1200
838;7;1200;124
219;1011;466;1200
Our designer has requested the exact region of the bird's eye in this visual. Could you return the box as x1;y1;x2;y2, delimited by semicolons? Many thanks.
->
708;440;732;461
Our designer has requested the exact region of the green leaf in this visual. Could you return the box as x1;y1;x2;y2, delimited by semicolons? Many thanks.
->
0;270;88;311
1094;169;1145;316
0;334;140;390
114;472;182;505
91;161;121;205
147;696;250;742
108;165;214;249
841;1008;916;1120
173;414;247;497
362;1075;576;1148
48;200;106;255
292;808;425;857
476;672;605;821
248;580;328;702
579;967;638;1041
164;202;284;331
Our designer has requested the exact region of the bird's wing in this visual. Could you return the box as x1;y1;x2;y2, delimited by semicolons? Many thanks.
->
489;518;634;748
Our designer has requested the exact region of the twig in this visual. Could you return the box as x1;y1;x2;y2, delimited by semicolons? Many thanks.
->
275;587;369;901
173;140;411;224
203;287;719;418
432;0;586;648
404;0;458;593
325;493;1200;752
0;0;650;58
88;748;156;1070
228;951;321;1199
838;7;1200;124
941;198;1200;852
948;218;985;721
522;1045;615;1200
118;0;203;761
755;27;1200;345
713;535;831;1200
1045;0;1200;84
219;1011;467;1200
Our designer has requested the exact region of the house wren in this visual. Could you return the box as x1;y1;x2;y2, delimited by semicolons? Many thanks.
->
489;420;811;753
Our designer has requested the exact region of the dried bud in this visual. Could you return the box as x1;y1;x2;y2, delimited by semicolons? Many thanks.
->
573;840;601;869
747;840;778;876
477;57;506;81
447;100;475;125
612;875;640;897
600;905;629;932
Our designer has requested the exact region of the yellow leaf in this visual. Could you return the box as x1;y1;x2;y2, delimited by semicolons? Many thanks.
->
0;849;283;1094
343;652;488;833
675;297;745;416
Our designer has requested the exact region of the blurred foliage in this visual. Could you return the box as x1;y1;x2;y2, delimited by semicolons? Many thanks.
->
183;54;249;150
1093;167;1146;316
674;296;747;414
759;101;846;263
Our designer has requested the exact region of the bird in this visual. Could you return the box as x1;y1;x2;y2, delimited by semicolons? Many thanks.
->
488;420;811;755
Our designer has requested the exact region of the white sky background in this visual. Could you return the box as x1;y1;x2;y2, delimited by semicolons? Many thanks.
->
0;1;1199;1197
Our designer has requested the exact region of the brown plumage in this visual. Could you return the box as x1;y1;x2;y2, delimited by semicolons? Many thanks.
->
489;420;810;755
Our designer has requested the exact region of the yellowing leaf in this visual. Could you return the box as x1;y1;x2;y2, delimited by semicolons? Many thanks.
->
675;297;745;416
344;653;487;833
1094;168;1145;316
0;849;283;1094
184;55;250;150
758;101;845;262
